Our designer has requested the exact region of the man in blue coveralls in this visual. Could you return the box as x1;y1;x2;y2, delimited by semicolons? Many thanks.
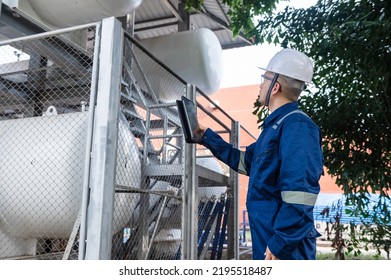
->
195;49;323;260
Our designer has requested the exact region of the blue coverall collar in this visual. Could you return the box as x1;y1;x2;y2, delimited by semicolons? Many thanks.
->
264;101;299;127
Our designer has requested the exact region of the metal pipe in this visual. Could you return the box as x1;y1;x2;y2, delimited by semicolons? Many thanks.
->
210;198;224;260
197;200;218;258
0;22;99;46
115;185;181;200
217;196;231;260
147;134;183;140
197;103;230;132
144;196;169;260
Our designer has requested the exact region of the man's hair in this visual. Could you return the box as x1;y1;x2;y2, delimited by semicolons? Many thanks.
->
278;75;306;101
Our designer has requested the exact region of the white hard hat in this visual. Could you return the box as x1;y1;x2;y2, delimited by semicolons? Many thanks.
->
259;48;314;83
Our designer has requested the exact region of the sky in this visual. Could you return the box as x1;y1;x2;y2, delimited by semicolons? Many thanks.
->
220;0;317;89
220;44;282;88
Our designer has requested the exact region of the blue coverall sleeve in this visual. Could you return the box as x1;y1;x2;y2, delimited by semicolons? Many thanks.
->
201;128;254;175
267;121;322;259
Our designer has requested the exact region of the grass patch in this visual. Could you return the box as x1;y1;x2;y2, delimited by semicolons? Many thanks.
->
317;252;386;260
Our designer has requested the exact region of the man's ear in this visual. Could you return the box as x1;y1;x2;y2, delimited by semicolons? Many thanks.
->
271;82;281;95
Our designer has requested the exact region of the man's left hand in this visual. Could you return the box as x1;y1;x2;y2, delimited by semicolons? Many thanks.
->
264;246;279;260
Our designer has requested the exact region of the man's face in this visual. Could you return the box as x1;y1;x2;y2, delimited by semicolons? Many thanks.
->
258;72;274;106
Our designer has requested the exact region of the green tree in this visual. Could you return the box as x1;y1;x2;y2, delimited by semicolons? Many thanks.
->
185;0;278;37
254;0;391;258
188;0;391;258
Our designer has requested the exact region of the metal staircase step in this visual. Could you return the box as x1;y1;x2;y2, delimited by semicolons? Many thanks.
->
129;125;146;138
122;107;143;121
121;93;137;104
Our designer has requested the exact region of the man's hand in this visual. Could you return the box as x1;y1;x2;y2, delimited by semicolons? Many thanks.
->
193;124;206;143
264;247;279;260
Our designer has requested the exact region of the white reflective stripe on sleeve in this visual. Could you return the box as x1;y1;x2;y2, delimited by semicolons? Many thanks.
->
281;191;318;206
237;151;247;175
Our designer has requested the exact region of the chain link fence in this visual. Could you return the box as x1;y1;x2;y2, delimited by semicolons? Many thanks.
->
0;23;96;260
0;19;255;260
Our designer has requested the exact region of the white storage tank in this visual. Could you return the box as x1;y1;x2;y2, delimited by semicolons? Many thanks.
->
0;110;141;239
8;0;143;28
139;28;223;99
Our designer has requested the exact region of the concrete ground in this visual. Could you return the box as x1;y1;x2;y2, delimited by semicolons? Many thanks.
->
237;240;390;260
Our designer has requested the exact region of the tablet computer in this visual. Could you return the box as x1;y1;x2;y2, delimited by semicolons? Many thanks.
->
176;96;199;143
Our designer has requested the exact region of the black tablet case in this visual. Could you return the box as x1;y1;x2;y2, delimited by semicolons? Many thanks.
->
176;96;199;143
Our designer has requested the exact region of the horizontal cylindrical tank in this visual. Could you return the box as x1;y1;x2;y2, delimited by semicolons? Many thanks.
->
27;0;143;28
140;28;222;98
0;111;141;239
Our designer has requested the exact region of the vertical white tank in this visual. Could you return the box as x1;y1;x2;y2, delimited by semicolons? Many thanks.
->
140;28;223;99
0;111;141;239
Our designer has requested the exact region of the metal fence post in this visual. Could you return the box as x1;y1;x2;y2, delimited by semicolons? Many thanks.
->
227;120;240;259
83;17;123;260
182;84;198;259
